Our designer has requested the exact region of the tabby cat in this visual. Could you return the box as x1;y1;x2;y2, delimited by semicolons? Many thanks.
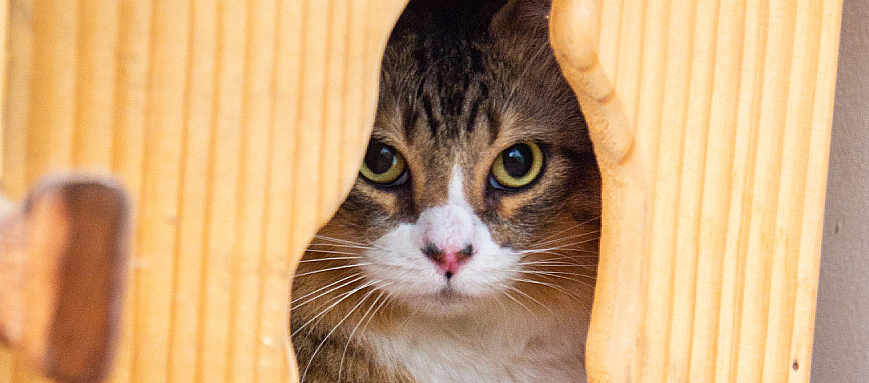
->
290;0;601;382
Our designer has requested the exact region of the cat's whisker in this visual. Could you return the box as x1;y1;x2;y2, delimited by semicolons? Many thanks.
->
513;269;597;278
518;262;592;279
530;223;585;247
307;242;376;250
344;291;394;382
301;286;385;383
522;236;601;252
527;273;597;288
314;234;387;251
528;237;598;253
527;252;599;262
298;256;364;263
303;249;364;256
338;291;389;383
510;277;587;301
292;279;381;338
496;288;534;317
526;230;601;250
311;235;380;250
291;274;365;310
527;246;598;254
519;238;602;256
518;263;599;272
497;282;552;315
516;260;579;267
520;263;597;271
294;263;371;278
530;215;601;247
291;273;361;303
313;234;368;246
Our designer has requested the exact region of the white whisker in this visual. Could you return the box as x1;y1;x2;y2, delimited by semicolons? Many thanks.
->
291;280;379;337
307;242;376;250
497;283;552;314
298;255;364;263
337;291;388;383
301;287;384;383
511;277;587;300
299;290;375;382
304;249;364;256
525;231;601;250
497;288;534;316
314;235;387;251
517;260;579;267
291;274;366;310
530;215;601;246
513;269;596;278
294;263;371;278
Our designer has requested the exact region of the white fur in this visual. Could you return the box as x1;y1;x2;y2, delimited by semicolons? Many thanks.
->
361;166;519;312
359;165;588;382
365;299;588;383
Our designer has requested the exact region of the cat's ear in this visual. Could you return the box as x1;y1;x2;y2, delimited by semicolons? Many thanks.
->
489;0;552;40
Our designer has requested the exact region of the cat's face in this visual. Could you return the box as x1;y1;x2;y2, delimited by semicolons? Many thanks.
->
294;0;600;318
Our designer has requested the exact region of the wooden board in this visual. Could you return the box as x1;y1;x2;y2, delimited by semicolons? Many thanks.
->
0;0;841;382
0;0;406;382
550;0;842;382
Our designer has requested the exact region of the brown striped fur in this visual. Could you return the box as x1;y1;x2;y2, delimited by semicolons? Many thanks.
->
290;1;600;382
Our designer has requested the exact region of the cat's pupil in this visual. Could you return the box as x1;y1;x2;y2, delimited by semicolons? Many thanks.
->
504;144;533;178
365;143;396;174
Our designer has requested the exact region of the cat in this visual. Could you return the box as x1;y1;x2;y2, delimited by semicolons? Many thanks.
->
290;0;601;382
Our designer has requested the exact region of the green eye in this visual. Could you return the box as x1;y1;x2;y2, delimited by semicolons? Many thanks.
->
490;141;544;189
360;142;407;185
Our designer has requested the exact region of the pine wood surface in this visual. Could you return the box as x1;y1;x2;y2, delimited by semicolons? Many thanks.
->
0;0;841;382
0;0;406;382
551;0;842;382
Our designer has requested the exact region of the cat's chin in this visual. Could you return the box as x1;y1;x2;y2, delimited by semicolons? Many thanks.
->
398;288;493;317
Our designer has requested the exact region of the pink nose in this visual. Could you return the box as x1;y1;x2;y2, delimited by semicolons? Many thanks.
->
421;243;474;279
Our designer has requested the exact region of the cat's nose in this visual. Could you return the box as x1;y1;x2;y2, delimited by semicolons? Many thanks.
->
421;243;474;279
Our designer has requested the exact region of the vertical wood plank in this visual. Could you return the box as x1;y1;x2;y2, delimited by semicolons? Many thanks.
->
27;0;77;181
72;0;119;169
0;0;9;185
688;0;745;380
666;0;719;379
130;0;190;382
3;0;32;197
227;0;276;380
107;1;152;382
197;1;247;381
552;0;842;382
166;1;215;382
788;0;842;381
255;0;304;382
0;0;840;382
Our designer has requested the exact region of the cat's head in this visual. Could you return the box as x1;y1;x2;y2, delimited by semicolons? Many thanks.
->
295;0;600;317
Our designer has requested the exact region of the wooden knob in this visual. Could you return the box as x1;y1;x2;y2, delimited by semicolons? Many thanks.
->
0;175;130;383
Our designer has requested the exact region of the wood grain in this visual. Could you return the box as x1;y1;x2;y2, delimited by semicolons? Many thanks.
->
0;0;407;382
0;0;840;382
550;0;842;382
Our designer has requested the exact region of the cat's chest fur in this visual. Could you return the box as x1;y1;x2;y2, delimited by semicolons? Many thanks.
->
365;304;588;383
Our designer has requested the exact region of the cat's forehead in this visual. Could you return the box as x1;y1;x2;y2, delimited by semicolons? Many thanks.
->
376;25;587;147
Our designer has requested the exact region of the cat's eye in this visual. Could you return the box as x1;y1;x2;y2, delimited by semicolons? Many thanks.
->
360;142;408;185
490;141;544;189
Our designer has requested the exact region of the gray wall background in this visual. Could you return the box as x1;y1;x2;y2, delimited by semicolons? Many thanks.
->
810;0;869;381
